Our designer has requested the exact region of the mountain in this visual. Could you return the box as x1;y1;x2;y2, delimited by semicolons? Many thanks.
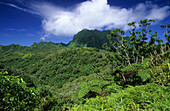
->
68;29;110;49
0;29;129;51
0;42;67;55
0;44;28;53
31;41;67;48
0;46;118;109
1;42;169;110
1;27;169;110
0;46;117;87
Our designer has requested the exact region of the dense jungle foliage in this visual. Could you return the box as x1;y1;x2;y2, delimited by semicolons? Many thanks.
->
0;19;170;110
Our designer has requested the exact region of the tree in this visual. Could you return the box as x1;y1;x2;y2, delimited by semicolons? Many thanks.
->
128;19;159;63
103;19;161;65
161;24;170;48
103;28;131;66
0;71;40;110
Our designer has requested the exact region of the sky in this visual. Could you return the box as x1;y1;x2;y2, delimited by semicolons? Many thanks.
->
0;0;170;46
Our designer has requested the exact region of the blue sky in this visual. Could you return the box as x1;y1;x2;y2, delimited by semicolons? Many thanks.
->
0;0;170;46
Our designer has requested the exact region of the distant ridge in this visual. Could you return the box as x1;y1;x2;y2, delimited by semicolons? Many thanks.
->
0;29;130;51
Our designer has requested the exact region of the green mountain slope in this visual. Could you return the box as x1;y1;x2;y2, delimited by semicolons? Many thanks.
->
68;29;111;49
1;20;169;110
0;45;119;110
0;46;118;88
1;41;169;110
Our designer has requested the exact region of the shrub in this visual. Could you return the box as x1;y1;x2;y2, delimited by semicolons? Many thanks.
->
0;71;40;110
71;83;170;111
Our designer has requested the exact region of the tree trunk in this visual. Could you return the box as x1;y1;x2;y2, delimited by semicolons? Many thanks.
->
120;72;126;82
136;56;138;64
124;49;131;66
142;56;144;64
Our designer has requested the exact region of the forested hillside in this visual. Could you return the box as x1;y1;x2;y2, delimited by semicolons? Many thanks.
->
0;19;170;111
68;29;111;49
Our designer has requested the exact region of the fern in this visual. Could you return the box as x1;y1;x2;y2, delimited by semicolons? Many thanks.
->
78;80;110;99
121;63;141;72
138;69;151;82
89;86;102;93
89;80;110;88
78;87;89;98
71;83;170;111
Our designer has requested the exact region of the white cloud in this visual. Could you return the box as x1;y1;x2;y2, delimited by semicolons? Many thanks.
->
147;6;170;20
2;0;170;39
0;2;40;15
30;0;169;38
41;37;46;41
7;28;26;32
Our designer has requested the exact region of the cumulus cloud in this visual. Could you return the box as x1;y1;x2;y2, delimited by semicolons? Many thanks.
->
30;0;169;39
2;0;170;39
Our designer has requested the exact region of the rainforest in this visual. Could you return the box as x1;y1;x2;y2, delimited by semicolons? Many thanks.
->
0;19;170;111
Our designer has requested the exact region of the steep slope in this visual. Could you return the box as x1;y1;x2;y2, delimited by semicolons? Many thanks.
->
68;29;110;49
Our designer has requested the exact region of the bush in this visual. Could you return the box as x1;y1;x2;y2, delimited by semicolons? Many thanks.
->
0;71;40;110
71;83;170;111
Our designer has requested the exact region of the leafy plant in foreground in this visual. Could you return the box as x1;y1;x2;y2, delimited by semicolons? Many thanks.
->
0;71;40;110
71;83;170;111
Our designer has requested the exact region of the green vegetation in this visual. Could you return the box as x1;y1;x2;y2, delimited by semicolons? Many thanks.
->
0;19;169;110
68;29;111;49
71;83;170;111
0;71;39;110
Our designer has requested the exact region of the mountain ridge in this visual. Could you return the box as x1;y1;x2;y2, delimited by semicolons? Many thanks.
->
0;29;111;50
